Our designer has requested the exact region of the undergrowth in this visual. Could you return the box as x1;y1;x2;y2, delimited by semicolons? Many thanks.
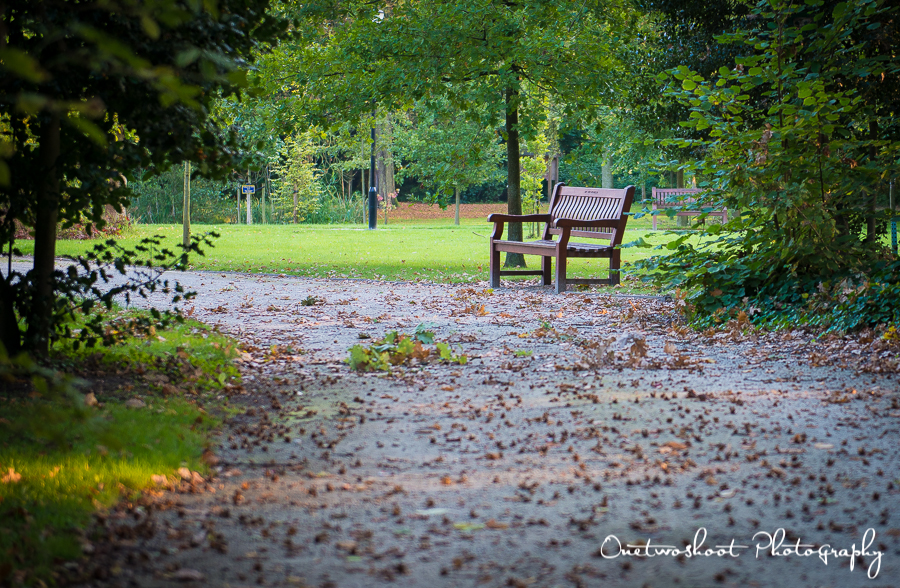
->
665;259;900;334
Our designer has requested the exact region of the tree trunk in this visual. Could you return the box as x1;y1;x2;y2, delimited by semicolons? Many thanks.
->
293;181;299;224
376;121;395;198
246;168;252;225
504;86;526;267
376;125;394;225
454;186;460;226
182;161;191;249
0;276;21;355
25;111;60;355
866;120;878;244
601;163;613;189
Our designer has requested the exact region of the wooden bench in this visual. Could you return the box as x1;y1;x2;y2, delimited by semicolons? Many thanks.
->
651;187;727;230
488;183;635;294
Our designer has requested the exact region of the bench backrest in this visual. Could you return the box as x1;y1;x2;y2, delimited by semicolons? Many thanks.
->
544;183;635;246
652;187;704;207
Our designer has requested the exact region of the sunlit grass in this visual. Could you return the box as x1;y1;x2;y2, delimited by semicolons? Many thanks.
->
0;317;234;585
17;216;718;294
0;397;217;581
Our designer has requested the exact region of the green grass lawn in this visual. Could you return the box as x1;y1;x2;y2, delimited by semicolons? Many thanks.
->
0;318;238;585
21;214;713;293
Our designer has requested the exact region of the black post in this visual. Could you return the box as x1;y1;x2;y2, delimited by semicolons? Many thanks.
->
368;118;377;230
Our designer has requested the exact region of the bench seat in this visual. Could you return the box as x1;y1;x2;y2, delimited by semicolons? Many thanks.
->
488;184;635;293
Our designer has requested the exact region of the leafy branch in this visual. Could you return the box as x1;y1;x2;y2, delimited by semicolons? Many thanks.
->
347;324;467;372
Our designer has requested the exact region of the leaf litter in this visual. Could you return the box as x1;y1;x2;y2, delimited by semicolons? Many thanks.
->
59;273;900;587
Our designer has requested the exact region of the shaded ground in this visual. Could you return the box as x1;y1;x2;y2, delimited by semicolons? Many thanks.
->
43;269;900;588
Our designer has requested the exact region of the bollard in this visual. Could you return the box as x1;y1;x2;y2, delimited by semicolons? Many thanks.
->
368;186;377;230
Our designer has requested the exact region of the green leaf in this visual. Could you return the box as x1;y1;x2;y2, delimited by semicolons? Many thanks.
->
0;48;50;82
66;116;108;146
832;2;847;19
414;323;435;344
140;14;161;39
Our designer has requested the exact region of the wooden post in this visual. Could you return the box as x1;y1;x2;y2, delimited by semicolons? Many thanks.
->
676;166;688;227
237;185;241;224
262;165;267;224
182;161;191;249
246;168;252;225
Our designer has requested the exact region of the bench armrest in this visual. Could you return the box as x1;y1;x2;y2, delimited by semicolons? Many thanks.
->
553;217;616;229
488;213;551;224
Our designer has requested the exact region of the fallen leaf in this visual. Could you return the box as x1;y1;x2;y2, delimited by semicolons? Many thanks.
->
172;568;205;582
485;519;509;529
1;468;22;483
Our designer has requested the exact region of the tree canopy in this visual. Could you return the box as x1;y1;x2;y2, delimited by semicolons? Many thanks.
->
0;0;288;354
268;0;643;264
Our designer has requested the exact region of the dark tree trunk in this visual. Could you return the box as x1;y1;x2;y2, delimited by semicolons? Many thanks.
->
0;276;21;355
866;120;878;244
25;111;61;355
504;86;526;268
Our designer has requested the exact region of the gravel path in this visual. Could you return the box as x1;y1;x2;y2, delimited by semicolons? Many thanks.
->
15;263;897;588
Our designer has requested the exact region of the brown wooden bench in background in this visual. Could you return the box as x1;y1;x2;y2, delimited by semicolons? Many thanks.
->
488;183;635;294
651;187;727;230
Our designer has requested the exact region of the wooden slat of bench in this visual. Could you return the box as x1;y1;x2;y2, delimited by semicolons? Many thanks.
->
492;239;614;258
548;192;625;241
650;187;727;230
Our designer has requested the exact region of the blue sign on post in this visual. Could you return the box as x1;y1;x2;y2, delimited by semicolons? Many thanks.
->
242;185;255;195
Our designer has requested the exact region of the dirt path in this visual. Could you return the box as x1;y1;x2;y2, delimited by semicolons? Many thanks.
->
61;270;899;588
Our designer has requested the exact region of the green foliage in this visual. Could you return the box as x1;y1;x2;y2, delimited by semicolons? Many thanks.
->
560;109;662;194
7;231;218;352
130;166;236;224
1;0;289;353
395;98;504;209
668;259;900;333
347;324;466;372
300;295;320;306
270;131;325;223
636;0;900;329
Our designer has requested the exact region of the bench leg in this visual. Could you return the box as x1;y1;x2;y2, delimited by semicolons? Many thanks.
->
541;256;552;286
610;249;621;285
555;253;567;294
489;242;501;289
